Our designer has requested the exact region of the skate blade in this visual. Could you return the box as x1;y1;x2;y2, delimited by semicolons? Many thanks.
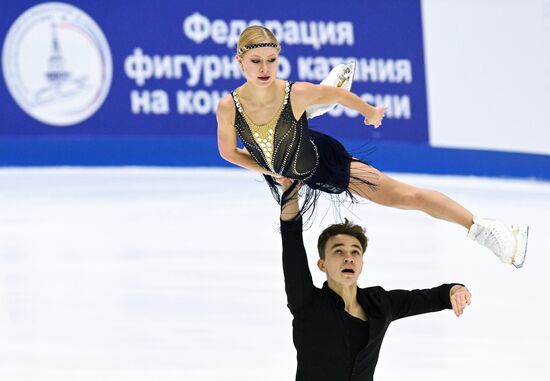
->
306;61;356;119
512;225;529;268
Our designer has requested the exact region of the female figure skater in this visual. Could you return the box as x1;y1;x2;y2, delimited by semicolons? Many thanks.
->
216;25;528;267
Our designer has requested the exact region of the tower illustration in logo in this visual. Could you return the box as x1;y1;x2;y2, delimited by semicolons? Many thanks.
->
2;2;113;126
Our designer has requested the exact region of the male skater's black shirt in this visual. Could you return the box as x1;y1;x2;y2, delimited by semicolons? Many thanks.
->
281;218;459;381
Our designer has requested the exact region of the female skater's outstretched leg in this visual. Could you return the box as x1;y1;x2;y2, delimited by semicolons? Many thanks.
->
348;161;528;267
348;162;474;229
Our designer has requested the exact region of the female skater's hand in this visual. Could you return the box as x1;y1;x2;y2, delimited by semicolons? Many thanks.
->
364;106;387;128
449;285;472;317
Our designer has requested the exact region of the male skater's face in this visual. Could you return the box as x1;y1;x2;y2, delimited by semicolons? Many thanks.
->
318;234;364;286
238;46;279;87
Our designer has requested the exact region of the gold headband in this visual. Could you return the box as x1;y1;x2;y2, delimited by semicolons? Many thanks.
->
238;42;279;55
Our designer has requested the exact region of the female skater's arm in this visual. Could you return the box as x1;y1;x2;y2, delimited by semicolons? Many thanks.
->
291;82;386;128
217;95;276;176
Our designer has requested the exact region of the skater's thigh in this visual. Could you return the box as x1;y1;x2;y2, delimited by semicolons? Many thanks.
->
349;161;419;207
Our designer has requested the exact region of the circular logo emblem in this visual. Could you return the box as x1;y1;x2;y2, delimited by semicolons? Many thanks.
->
2;2;113;126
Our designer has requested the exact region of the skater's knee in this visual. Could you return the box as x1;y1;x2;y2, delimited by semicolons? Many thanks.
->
391;187;424;209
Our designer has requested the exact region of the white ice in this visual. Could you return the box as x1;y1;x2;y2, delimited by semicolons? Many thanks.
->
0;167;548;381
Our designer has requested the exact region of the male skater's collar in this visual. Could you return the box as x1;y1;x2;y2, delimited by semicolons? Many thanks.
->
322;282;373;316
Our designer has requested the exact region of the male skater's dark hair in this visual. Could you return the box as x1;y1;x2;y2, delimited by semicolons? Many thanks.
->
317;219;368;259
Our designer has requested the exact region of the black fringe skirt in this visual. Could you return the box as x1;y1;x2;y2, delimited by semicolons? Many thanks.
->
265;130;379;224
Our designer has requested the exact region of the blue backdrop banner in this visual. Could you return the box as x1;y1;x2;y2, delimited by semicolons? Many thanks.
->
1;0;427;141
2;1;549;179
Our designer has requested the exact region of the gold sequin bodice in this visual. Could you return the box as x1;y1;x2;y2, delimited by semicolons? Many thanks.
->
232;81;290;172
232;81;318;180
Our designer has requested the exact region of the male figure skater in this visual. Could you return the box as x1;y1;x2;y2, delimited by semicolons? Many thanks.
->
278;179;472;381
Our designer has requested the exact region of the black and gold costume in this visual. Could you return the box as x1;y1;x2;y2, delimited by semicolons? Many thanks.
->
232;81;376;220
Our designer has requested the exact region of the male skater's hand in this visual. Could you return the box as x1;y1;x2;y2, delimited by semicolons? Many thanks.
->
449;285;472;317
276;177;302;221
275;176;295;191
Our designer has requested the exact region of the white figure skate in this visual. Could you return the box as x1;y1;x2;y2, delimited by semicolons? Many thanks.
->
467;216;529;268
306;61;356;120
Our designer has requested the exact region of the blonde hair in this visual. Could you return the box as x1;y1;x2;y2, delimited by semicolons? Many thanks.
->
237;26;281;57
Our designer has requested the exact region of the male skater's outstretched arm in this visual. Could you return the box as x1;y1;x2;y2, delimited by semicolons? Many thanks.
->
279;179;315;312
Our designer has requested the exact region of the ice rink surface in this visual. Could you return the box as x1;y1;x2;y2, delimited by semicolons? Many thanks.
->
0;167;549;381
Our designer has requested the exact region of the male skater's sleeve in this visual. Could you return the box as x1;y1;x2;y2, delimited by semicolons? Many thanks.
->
280;217;315;313
386;283;463;321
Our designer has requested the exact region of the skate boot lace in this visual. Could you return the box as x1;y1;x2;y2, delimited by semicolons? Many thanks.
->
471;218;515;263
